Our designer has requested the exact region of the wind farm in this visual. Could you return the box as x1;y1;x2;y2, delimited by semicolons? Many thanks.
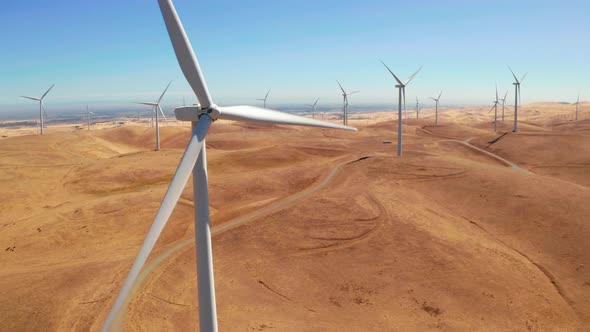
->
1;1;589;331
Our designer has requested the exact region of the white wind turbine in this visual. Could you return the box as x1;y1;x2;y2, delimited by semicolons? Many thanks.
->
498;90;508;122
305;97;320;119
574;93;580;121
20;84;54;135
257;89;271;108
430;90;443;126
100;1;356;331
415;96;421;119
86;105;94;131
508;66;527;132
380;60;422;157
488;84;500;132
337;81;359;126
135;81;172;151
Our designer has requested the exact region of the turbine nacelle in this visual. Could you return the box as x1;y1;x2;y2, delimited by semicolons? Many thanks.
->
175;105;221;121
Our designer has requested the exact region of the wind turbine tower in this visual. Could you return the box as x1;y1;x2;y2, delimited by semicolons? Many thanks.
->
380;60;422;157
20;84;55;135
100;1;356;331
135;81;171;151
508;66;527;132
489;85;500;132
430;91;443;126
86;105;94;131
499;90;508;122
257;89;271;108
306;98;320;119
337;81;359;126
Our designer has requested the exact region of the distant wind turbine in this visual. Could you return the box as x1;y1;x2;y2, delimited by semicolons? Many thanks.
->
135;81;172;151
380;60;422;157
100;1;356;331
508;66;527;132
257;89;271;108
415;97;420;119
337;81;359;126
576;93;580;121
498;90;508;122
488;84;500;132
86;105;94;131
20;84;54;135
430;90;443;126
305;98;320;119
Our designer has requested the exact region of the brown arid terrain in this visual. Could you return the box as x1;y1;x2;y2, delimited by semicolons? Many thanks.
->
1;103;589;331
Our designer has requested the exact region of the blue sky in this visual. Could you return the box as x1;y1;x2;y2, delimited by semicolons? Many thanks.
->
0;0;588;116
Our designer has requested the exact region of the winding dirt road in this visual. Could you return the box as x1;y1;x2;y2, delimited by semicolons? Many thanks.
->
109;154;365;331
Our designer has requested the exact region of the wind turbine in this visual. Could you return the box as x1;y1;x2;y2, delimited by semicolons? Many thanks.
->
498;90;508;122
488;84;500;132
305;98;320;119
508;66;527;132
380;60;422;157
100;1;356;332
430;91;443;126
257;89;271;108
135;81;172;151
86;105;94;131
415;97;420;119
336;81;359;126
20;84;54;135
575;93;580;121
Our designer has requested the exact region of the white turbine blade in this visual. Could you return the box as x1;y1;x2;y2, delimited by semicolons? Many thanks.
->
313;97;320;107
429;97;437;101
264;89;271;100
404;66;423;85
488;104;495;113
379;60;404;86
348;90;360;95
20;96;40;101
504;90;508;100
520;72;528;83
437;90;443;100
101;118;211;332
507;65;519;83
336;80;346;94
218;106;357;131
495;84;498;101
157;105;168;121
134;102;159;106
40;84;55;100
158;0;212;108
157;81;173;104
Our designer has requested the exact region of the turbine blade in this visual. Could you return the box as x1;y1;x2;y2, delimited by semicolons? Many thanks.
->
336;80;346;94
20;96;40;101
437;90;443;100
429;97;436;101
158;105;168;121
496;84;498;101
314;97;320;107
404;66;423;85
348;90;360;95
101;117;211;332
41;102;48;118
158;0;213;108
265;89;271;99
507;65;519;83
520;72;528;83
504;90;508;100
134;102;159;106
157;81;172;104
40;84;55;100
218;106;357;131
379;60;404;86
